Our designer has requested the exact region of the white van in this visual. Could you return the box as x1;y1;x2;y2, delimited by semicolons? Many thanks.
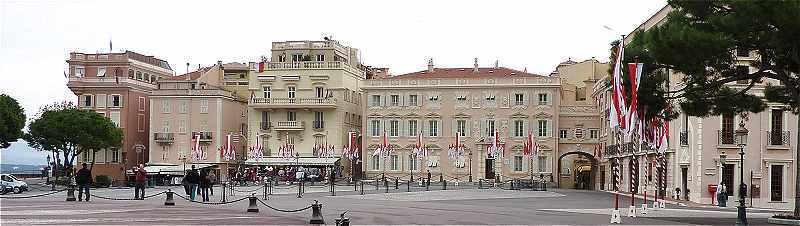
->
0;174;29;194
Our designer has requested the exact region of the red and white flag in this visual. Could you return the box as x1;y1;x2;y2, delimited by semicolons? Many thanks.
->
373;129;390;158
412;132;427;159
610;40;627;131
625;63;644;140
192;134;203;161
343;131;359;160
448;132;464;159
486;130;504;158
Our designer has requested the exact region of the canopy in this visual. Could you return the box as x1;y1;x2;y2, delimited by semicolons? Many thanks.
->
126;163;217;175
244;157;340;166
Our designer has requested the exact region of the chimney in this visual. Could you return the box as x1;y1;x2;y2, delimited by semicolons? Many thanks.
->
427;58;434;72
473;58;479;73
494;60;499;69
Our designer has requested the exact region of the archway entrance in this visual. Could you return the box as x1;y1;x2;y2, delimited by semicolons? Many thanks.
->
557;151;598;190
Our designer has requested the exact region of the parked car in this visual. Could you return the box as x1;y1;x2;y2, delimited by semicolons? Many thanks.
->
0;174;28;194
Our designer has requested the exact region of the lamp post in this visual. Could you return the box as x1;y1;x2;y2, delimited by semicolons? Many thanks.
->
734;119;749;226
468;150;473;182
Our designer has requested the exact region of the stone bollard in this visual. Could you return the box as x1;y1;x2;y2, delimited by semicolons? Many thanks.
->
247;195;259;213
335;211;350;226
443;180;447;190
479;179;483;189
407;179;410;192
395;178;399;190
360;180;364;195
511;180;515;190
165;189;175;206
66;185;76;201
309;200;325;224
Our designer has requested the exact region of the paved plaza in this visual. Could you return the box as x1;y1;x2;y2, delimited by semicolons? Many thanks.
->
0;183;789;225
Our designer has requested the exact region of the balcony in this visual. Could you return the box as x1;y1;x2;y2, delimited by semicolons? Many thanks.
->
717;130;736;146
192;131;213;142
680;131;689;146
768;131;790;147
274;121;304;131
154;133;174;143
260;121;272;131
67;76;157;90
250;97;337;109
313;121;325;131
265;61;364;76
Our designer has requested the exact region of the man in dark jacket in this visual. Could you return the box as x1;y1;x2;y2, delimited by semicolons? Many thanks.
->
186;165;200;201
134;164;147;200
199;169;210;202
75;163;92;202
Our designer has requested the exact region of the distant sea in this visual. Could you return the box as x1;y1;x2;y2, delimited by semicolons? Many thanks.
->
0;164;46;174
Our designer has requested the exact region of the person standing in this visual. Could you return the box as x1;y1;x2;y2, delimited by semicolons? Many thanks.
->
427;170;432;187
186;165;200;201
208;170;216;196
199;169;210;202
75;163;92;202
134;164;147;200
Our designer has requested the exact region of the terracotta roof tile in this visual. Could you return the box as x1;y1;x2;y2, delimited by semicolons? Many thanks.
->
386;67;543;79
164;66;213;81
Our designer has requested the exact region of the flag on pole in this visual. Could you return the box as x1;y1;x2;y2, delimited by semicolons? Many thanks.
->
191;134;203;161
610;39;627;130
486;130;504;158
412;132;427;159
373;129;390;158
625;63;643;139
343;131;359;160
448;132;464;159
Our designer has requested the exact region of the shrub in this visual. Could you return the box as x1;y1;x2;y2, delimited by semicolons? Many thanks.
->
94;175;111;188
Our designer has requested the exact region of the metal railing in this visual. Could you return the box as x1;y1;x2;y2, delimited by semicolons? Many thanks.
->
768;131;790;146
313;121;324;129
680;131;689;146
274;121;304;130
154;133;174;143
192;131;213;141
251;97;336;106
718;130;735;145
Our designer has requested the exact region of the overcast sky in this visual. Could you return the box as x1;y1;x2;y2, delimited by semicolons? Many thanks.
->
0;0;666;165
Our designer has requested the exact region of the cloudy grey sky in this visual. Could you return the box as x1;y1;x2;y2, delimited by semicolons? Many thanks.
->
0;0;666;165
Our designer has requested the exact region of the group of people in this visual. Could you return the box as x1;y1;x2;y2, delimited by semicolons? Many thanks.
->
181;165;217;202
74;163;149;202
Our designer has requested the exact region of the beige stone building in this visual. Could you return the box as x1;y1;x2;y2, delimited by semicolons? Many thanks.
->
68;51;174;182
594;5;799;210
148;62;248;181
244;39;365;177
361;59;562;183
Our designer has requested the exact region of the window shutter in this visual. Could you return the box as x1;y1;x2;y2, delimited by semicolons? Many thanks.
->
524;120;530;137
119;95;124;107
420;120;426;137
465;120;471;137
401;120;406;137
481;120;487;137
547;120;552;137
536;120;542;137
451;119;457;136
438;119;443;137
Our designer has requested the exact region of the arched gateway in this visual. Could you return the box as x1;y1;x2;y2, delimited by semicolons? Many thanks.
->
557;151;598;190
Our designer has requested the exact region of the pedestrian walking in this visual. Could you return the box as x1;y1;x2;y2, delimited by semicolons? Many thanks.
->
181;173;191;196
186;165;200;201
134;164;147;200
75;163;92;202
427;170;432;187
200;169;210;202
208;170;216;196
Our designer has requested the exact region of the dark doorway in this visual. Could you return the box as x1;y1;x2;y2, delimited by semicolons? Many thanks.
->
681;167;688;200
485;158;495;179
600;166;606;190
722;164;734;196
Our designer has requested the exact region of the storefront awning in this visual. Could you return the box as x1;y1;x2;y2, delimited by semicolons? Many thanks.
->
244;157;340;166
126;163;217;175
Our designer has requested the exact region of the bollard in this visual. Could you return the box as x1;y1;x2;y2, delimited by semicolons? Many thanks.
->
384;179;389;193
375;179;379;190
335;211;350;226
395;178;399;190
479;179;483;189
264;184;268;200
309;200;325;224
165;189;175;206
66;185;76;201
426;178;430;191
222;183;227;202
297;182;303;198
269;182;273;195
407;179;410;192
360;180;364;195
511;180;515;190
247;195;259;213
443;180;447;190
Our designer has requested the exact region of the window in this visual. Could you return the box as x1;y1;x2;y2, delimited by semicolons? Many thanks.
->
315;87;324;98
162;120;171;133
559;129;568;139
408;120;418;136
371;95;381;107
771;109;784;145
389;120;399;137
316;54;325;61
514;120;524;137
136;71;143;80
314;112;324;129
538;93;549;105
288;86;296;99
111;95;121;107
737;46;750;57
138;97;145;112
110;111;121;127
486;120;496;136
144;73;151;82
287;111;297;121
456;120;467;135
390;155;399;170
538;120;549;137
771;165;783;201
179;100;188;113
178;119;187;133
514;93;524;105
291;54;303;62
261;112;270;129
371;155;380;170
514;156;523;172
538;156;548;172
263;87;271;98
200;99;209;113
590;129;599;139
110;148;119;163
278;55;286;62
137;114;144;132
736;66;750;84
428;120;439;137
82;95;93;107
409;154;418;171
128;69;134;78
97;94;107;108
97;67;106;77
162;100;171;113
370;120;381;137
408;94;418;106
390;95;399;106
74;67;85;77
721;113;735;144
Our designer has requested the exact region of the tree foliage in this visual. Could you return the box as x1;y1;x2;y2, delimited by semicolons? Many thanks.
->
23;102;123;173
0;94;26;149
622;0;799;117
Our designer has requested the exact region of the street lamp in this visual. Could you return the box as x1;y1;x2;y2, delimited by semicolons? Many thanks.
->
468;150;473;182
734;119;749;226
